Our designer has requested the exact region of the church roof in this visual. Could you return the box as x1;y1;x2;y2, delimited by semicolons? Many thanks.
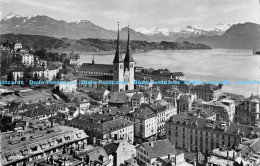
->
79;63;113;73
113;23;123;63
124;26;134;63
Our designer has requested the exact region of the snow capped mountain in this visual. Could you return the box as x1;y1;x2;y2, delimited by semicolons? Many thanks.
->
136;23;232;39
3;13;22;20
1;13;232;42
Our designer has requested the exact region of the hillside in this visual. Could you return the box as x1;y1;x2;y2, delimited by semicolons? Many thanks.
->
0;34;211;52
176;23;260;49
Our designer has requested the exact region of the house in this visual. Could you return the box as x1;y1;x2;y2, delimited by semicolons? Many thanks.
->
131;93;146;107
103;140;136;166
76;146;111;166
108;93;128;107
136;139;176;165
190;84;223;102
144;88;162;103
74;96;90;111
118;107;158;140
166;114;260;154
177;93;196;113
207;138;260;166
59;79;77;93
67;113;134;145
234;95;260;126
1;124;88;166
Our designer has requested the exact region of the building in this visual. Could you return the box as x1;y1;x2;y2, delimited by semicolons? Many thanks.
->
136;139;176;165
113;25;135;92
118;107;158;140
78;25;135;92
1;123;88;166
12;67;24;81
14;42;22;52
144;88;163;103
32;65;60;81
104;140;136;166
177;93;196;113
156;99;177;118
131;93;146;107
59;79;77;93
67;113;134;145
234;95;260;126
166;114;260;155
20;50;34;66
108;93;128;107
135;78;154;91
170;72;186;81
76;146;111;166
201;99;235;122
207;138;260;166
19;103;58;121
74;96;90;111
190;84;223;101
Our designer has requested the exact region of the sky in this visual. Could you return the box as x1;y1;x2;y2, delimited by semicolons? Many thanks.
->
0;0;259;30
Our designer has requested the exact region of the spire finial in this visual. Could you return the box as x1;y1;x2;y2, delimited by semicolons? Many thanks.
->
92;55;95;65
113;21;123;63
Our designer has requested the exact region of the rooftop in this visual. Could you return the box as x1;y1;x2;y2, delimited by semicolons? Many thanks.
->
79;63;113;73
138;139;176;159
167;115;260;138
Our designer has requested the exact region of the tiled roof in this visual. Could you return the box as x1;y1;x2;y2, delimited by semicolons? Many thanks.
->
108;93;127;104
102;107;118;115
191;84;221;91
168;115;260;138
67;116;133;135
20;104;54;117
76;147;110;165
127;107;156;120
139;139;176;159
79;63;113;73
103;142;119;155
131;93;144;100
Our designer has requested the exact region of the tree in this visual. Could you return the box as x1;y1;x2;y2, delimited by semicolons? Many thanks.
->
56;71;62;80
7;71;14;83
33;73;39;81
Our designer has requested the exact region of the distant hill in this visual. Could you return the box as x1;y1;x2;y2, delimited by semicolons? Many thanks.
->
0;34;211;52
176;23;260;49
0;13;229;42
0;13;162;41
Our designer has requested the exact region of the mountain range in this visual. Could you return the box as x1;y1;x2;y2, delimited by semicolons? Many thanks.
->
176;23;260;49
1;13;259;49
135;23;232;40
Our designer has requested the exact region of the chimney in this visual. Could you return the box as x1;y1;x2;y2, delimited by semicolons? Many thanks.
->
150;141;154;147
193;158;197;166
93;137;96;145
227;150;229;159
85;155;90;164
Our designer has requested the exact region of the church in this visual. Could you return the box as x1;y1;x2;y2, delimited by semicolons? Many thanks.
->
78;24;135;92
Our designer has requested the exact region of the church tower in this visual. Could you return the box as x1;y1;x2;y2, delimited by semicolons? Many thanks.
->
124;25;135;90
113;22;125;92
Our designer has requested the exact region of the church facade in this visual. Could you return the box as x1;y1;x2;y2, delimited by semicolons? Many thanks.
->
78;24;135;92
113;25;135;92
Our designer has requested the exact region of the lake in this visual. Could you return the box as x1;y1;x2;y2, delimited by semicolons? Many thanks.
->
80;49;260;97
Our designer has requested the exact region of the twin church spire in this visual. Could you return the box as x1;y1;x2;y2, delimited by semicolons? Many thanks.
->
113;22;134;64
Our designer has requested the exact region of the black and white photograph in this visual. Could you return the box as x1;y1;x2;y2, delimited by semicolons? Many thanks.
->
0;0;260;165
